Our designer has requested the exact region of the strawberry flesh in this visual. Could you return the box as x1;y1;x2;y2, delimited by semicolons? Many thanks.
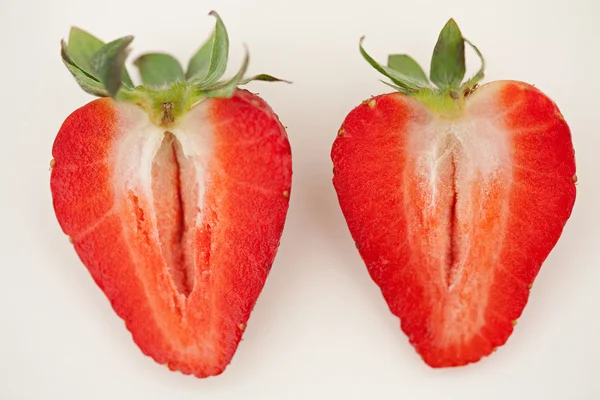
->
51;90;292;377
332;81;576;367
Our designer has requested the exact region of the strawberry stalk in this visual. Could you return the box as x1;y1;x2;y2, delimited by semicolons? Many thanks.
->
359;19;485;116
60;11;289;126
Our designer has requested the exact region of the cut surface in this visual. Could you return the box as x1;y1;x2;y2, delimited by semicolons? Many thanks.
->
51;90;292;377
151;131;198;296
331;80;576;367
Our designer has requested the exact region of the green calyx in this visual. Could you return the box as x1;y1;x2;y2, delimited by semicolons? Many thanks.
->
61;11;289;126
360;19;485;116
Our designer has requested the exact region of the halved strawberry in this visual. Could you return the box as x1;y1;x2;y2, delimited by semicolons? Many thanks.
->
331;20;576;367
50;12;292;378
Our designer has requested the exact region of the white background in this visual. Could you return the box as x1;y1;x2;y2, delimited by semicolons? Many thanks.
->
1;0;599;398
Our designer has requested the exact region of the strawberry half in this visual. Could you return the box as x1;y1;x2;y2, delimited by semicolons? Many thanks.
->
50;12;292;378
331;20;576;367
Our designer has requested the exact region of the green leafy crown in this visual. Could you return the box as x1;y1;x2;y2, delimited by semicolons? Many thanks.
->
60;11;289;125
360;19;485;103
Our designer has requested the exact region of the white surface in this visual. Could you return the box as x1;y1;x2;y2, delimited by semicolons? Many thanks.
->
1;0;599;398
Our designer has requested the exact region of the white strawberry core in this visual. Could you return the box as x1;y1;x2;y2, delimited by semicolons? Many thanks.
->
407;90;513;344
112;102;213;297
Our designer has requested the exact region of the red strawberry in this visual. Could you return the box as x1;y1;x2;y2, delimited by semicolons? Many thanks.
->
331;19;576;367
50;12;292;378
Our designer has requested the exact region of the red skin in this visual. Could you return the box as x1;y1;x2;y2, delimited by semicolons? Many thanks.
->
331;81;576;367
51;89;292;377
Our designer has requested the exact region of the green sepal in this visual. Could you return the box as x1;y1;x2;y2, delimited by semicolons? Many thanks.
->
198;46;249;98
379;79;408;93
430;19;466;89
187;11;229;85
60;11;289;126
185;30;213;80
460;39;485;90
239;74;291;85
68;27;134;88
387;54;429;86
61;39;98;81
134;53;185;86
359;37;425;94
68;27;104;75
90;36;134;97
63;61;110;97
359;18;487;116
60;39;109;97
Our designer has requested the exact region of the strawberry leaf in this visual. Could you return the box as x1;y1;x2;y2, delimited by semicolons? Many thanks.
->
430;19;465;90
199;46;249;98
68;27;134;88
187;11;229;85
239;74;291;85
461;38;485;90
380;79;408;93
387;54;429;86
68;27;105;76
359;37;424;94
64;62;110;97
186;31;214;80
90;36;134;97
134;53;185;86
61;39;99;81
61;40;109;97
